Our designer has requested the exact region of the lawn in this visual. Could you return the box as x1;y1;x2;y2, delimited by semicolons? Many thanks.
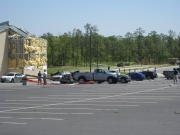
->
47;62;172;76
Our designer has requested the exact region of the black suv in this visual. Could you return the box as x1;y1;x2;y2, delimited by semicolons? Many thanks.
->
140;71;156;79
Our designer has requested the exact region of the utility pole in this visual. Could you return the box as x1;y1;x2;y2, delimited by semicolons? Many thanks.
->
178;36;180;68
97;40;98;68
90;30;92;73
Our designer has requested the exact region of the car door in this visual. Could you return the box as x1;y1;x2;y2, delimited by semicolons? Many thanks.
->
93;69;105;80
131;73;136;80
128;73;134;79
19;73;23;82
16;73;22;82
14;74;18;82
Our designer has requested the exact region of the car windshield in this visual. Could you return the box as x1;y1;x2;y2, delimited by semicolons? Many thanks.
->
115;70;120;74
103;69;109;73
57;72;63;75
5;73;14;76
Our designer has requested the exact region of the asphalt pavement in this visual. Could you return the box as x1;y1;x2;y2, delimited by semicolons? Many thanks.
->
0;66;180;135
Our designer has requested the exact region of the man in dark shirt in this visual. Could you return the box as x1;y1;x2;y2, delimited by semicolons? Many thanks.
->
38;71;42;85
173;68;178;84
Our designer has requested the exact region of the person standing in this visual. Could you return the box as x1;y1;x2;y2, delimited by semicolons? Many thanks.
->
38;71;42;85
173;68;178;84
43;70;47;85
154;67;158;78
154;67;157;73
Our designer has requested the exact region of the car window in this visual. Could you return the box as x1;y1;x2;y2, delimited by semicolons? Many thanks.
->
58;72;62;75
103;69;109;73
5;73;14;76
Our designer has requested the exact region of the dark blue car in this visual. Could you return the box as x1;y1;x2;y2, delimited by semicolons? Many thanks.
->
126;72;145;81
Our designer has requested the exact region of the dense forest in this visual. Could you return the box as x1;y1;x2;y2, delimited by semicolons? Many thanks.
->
40;23;180;67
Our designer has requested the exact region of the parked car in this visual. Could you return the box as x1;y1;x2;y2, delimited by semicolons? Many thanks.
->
51;71;71;81
139;71;156;79
71;71;79;80
126;72;145;81
60;74;74;84
0;72;24;83
117;63;124;67
109;70;131;83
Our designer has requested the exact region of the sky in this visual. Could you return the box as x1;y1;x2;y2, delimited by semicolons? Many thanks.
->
0;0;180;37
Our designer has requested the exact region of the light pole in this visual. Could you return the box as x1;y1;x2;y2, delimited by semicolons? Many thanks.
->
96;40;98;68
90;30;92;73
178;36;180;68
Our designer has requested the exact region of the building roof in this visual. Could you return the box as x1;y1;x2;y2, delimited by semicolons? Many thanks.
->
0;21;29;37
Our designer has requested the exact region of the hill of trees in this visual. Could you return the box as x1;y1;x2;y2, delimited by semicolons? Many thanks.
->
40;23;180;67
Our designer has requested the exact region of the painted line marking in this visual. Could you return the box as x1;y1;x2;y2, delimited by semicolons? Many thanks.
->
0;117;63;121
30;104;139;107
69;101;158;103
5;100;57;102
1;122;27;124
0;112;93;114
19;118;63;120
34;108;118;110
28;97;89;99
105;98;172;100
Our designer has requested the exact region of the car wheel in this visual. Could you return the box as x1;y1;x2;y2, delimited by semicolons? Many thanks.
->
78;77;86;82
107;77;113;84
136;77;140;81
147;76;151;79
10;79;14;83
121;78;126;83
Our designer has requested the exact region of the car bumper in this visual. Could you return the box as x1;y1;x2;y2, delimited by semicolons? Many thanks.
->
1;78;11;83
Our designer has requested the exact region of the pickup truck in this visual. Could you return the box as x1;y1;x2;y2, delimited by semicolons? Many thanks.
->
73;68;119;84
163;70;180;79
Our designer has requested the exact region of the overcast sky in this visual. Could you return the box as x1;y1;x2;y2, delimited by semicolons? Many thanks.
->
1;0;180;37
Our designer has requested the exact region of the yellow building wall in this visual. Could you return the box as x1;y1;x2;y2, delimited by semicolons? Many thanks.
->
0;32;47;77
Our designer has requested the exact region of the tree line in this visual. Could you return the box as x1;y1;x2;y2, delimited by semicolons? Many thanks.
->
40;23;180;67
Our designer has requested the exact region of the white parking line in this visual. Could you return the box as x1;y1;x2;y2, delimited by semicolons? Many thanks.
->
0;112;93;114
1;122;27;124
103;98;172;100
5;100;54;102
35;108;118;110
0;117;63;120
19;118;63;120
70;101;158;103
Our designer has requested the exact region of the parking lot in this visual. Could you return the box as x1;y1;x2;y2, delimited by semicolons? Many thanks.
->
0;75;180;135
